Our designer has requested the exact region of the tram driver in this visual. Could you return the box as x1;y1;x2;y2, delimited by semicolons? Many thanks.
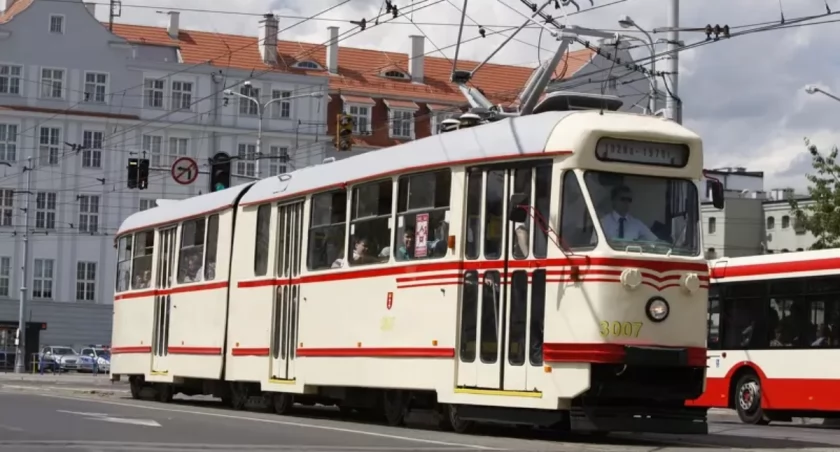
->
598;185;658;242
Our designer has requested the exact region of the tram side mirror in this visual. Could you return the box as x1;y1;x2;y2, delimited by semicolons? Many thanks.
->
508;194;530;223
709;181;725;209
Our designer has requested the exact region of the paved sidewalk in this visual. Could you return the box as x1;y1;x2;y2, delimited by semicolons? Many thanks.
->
0;372;124;385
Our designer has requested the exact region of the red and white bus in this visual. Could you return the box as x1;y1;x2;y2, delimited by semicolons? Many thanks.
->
689;250;840;424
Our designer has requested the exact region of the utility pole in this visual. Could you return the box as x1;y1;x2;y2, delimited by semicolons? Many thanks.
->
665;0;681;123
14;156;31;374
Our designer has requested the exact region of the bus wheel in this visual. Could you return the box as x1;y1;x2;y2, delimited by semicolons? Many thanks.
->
735;373;770;425
439;404;474;434
272;393;294;415
381;390;409;427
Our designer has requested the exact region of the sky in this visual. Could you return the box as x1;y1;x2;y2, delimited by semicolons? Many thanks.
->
11;0;840;194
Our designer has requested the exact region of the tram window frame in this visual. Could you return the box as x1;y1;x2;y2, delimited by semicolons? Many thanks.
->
254;204;272;277
177;217;207;284
559;171;597;250
348;178;393;267
204;215;219;281
307;190;347;271
115;235;132;292
131;230;154;290
394;169;451;262
464;170;482;260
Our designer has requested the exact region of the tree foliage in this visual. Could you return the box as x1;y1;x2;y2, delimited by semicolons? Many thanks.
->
789;138;840;249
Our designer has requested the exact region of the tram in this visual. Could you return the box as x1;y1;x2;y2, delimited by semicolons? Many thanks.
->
110;107;723;435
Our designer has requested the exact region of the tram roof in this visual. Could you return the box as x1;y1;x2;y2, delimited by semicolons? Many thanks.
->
239;110;577;207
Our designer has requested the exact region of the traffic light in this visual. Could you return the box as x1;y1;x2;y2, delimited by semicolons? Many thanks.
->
127;158;138;189
336;113;354;151
210;152;231;192
138;159;149;190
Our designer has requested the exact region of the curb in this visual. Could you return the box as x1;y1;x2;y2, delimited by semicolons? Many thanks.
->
1;383;129;396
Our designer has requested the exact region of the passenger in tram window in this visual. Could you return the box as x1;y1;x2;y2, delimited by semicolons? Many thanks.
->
599;186;658;242
179;252;204;283
812;323;830;347
394;227;416;261
344;237;379;267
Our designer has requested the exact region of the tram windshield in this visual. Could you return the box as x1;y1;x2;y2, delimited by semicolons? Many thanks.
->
582;170;700;256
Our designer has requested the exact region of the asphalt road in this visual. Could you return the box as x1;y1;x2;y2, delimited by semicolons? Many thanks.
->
1;386;840;452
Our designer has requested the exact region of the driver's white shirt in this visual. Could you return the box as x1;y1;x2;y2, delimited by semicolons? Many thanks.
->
599;211;657;241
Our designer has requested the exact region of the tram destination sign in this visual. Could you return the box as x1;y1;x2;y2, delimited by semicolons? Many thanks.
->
595;138;689;168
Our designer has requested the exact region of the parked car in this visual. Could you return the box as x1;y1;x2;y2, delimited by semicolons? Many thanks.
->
39;346;79;372
78;346;110;373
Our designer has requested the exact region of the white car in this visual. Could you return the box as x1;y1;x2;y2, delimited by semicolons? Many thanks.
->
39;346;79;372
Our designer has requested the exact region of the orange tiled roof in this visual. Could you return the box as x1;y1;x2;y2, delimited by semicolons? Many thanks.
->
108;23;595;107
0;0;34;24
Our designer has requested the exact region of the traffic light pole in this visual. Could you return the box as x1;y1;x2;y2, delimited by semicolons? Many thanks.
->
14;156;31;374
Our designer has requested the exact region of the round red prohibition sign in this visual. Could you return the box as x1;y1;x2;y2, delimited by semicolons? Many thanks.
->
171;156;199;185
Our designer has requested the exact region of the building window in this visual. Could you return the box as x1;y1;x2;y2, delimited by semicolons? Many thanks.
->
794;218;806;235
430;111;455;135
390;109;414;138
81;130;102;168
38;127;60;166
766;216;775;230
139;199;157;211
238;87;260;116
168;137;188;168
144;78;165;108
268;145;289;175
346;104;371;134
708;217;716;234
706;247;716;259
271;90;291;119
35;192;57;229
236;143;257;177
0;189;12;227
40;68;64;99
142;134;163;167
78;195;99;233
171;80;192;110
75;261;96;302
0;65;22;95
0;124;17;162
49;15;64;33
0;256;9;297
781;215;790;228
32;258;54;299
83;72;107;103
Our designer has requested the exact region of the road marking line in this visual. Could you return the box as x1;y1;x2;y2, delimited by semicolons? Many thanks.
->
0;423;23;432
5;390;498;450
56;410;161;427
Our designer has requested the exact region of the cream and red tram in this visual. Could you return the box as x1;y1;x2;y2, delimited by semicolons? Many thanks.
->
110;109;721;434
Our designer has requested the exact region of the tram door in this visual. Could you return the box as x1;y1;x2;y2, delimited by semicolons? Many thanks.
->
270;201;304;381
456;161;552;392
151;227;177;374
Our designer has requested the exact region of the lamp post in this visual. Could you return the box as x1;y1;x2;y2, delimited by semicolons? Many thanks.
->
618;15;657;115
804;85;840;103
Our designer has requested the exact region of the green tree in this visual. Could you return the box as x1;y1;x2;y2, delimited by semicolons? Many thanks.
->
789;138;840;249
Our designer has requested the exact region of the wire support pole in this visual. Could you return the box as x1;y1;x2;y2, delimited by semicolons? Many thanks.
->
14;156;32;374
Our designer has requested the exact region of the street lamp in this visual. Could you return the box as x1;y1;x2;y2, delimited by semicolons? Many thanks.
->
618;15;657;114
223;85;325;158
804;85;840;103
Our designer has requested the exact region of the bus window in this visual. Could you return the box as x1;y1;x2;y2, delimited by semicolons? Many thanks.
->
465;170;482;260
254;205;271;276
707;285;720;348
204;215;219;281
349;179;392;266
115;235;132;292
307;191;347;271
559;172;597;250
131;231;154;289
394;170;451;261
178;218;206;284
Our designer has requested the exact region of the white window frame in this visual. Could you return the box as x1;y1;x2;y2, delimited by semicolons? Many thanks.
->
238;86;260;116
0;256;9;297
346;103;372;134
35;192;57;229
83;71;108;104
144;78;165;109
0;64;22;96
139;199;157;211
32;258;54;300
142;134;163;167
236;143;257;177
167;136;189;168
389;108;415;139
49;14;65;34
430;110;456;135
75;261;97;302
171;79;193;111
38;126;61;166
0;189;12;227
270;90;291;119
40;68;65;99
268;145;289;176
0;123;17;162
81;130;103;168
78;194;99;233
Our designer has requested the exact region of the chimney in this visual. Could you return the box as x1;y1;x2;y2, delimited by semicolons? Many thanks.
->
167;11;179;39
408;35;425;83
259;13;279;65
84;2;96;16
326;26;339;74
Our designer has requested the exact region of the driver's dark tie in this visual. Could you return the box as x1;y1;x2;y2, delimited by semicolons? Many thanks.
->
618;217;625;239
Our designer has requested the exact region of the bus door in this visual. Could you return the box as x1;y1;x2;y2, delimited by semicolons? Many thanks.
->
456;160;552;393
270;200;304;381
151;227;177;374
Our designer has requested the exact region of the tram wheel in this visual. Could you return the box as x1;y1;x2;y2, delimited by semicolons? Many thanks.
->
734;373;770;425
129;376;143;400
272;393;294;415
155;383;173;403
439;404;474;434
381;390;409;427
229;382;249;411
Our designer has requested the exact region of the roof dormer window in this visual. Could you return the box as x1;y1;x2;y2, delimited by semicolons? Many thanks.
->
382;69;408;79
49;15;64;34
293;60;321;70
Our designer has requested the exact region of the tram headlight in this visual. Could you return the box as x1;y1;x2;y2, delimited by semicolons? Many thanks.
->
645;297;670;322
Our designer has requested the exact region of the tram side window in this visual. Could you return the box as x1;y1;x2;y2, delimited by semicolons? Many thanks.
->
559;172;597;250
484;170;505;260
464;170;482;260
204;215;219;281
115;235;132;292
348;179;392;266
393;170;451;261
307;191;347;271
131;231;154;289
178;218;206;284
254;205;271;276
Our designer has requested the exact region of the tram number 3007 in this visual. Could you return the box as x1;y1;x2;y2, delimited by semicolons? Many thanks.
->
599;321;644;338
